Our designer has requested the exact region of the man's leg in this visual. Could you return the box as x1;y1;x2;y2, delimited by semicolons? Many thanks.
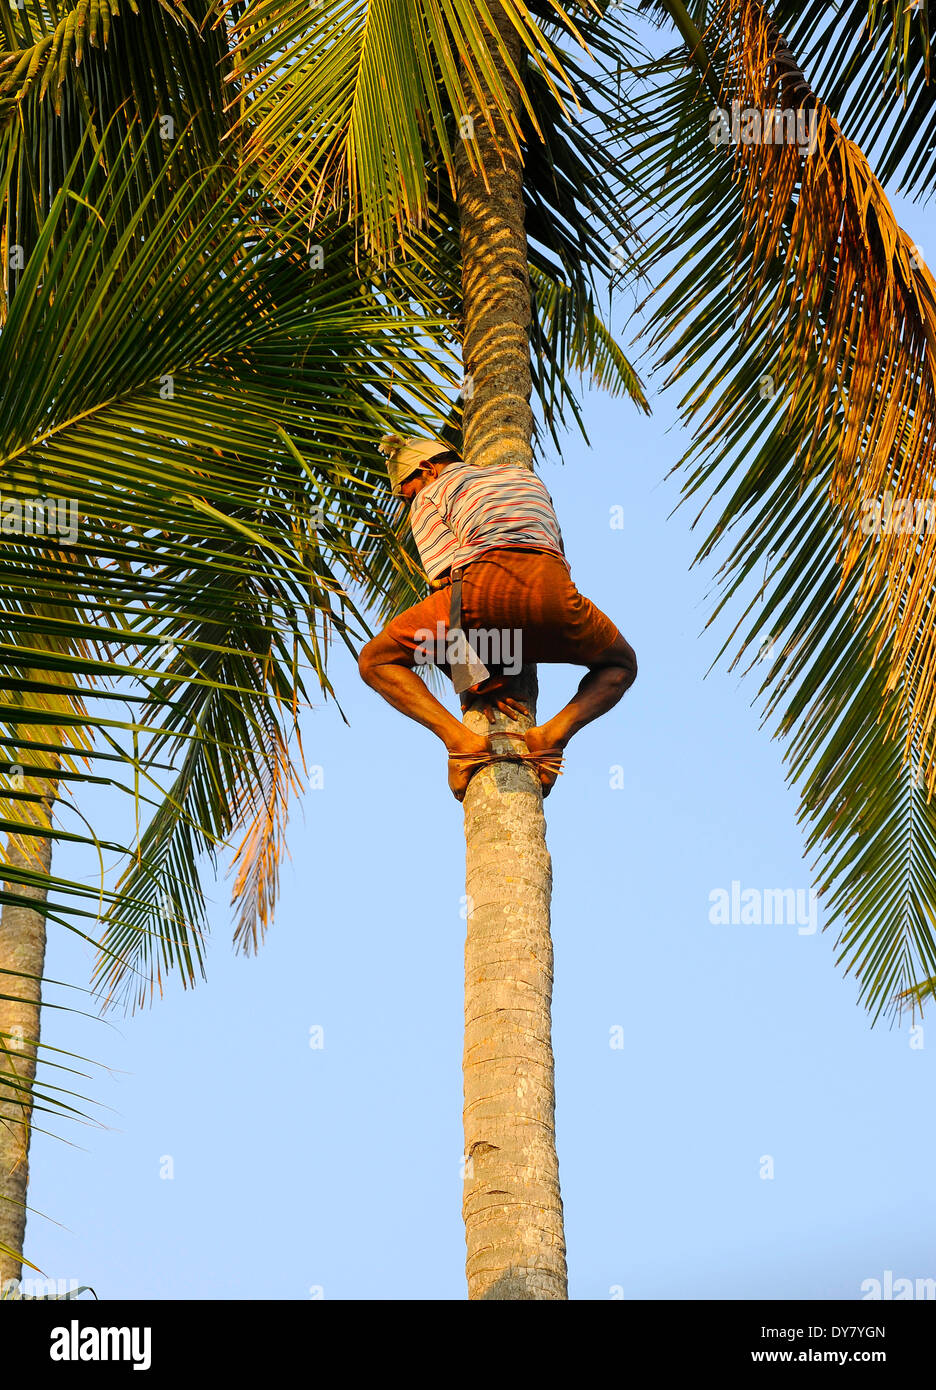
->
525;633;637;791
358;629;491;797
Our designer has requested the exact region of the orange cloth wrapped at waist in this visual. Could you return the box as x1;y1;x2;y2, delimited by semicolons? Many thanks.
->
383;546;620;668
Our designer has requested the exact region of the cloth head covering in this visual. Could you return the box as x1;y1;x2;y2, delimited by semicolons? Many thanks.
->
379;434;450;496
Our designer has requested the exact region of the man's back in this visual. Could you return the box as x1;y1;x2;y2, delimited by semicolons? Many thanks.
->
409;460;567;580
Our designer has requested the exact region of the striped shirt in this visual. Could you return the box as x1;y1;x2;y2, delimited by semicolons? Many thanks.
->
408;461;569;581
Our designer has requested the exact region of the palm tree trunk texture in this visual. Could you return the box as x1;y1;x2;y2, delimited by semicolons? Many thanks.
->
454;12;568;1301
0;765;55;1288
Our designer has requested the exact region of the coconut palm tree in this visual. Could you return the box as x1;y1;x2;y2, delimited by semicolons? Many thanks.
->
222;0;653;1298
0;0;640;1289
217;0;936;1297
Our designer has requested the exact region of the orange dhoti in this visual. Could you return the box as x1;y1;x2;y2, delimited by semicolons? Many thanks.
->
382;547;621;689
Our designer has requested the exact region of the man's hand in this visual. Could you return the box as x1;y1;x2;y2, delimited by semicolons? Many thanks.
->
460;676;529;721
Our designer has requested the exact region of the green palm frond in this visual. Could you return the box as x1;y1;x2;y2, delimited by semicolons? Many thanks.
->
222;0;593;258
0;0;233;307
0;0;144;112
0;117;459;1018
531;266;649;433
619;7;936;1019
861;0;930;93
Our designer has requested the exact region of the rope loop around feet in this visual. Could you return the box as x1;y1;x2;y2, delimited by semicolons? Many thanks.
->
449;750;565;772
447;743;565;801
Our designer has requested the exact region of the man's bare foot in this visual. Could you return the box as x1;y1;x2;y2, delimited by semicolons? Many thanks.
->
446;733;492;801
524;726;566;798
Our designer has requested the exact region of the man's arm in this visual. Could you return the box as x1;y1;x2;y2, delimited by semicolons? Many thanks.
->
410;489;457;589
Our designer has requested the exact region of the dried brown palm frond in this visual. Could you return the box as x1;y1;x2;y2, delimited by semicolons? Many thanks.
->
709;0;936;788
227;694;301;957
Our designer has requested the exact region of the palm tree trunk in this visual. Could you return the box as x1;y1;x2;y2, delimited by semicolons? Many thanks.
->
0;761;55;1288
454;12;568;1300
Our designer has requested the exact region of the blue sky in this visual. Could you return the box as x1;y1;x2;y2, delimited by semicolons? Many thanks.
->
19;54;936;1301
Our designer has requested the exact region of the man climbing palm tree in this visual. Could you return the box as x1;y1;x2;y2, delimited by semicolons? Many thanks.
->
358;435;637;800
